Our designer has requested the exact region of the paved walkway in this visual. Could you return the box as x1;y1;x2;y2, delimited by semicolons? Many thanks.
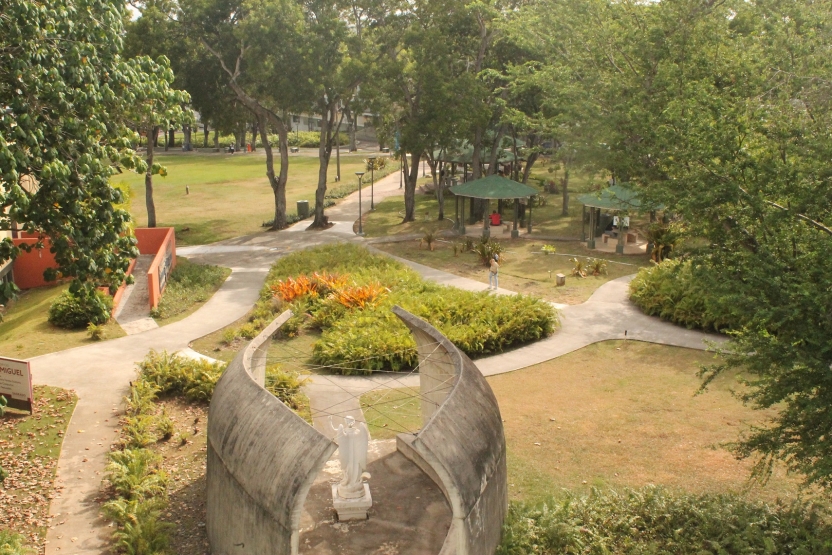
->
30;168;722;553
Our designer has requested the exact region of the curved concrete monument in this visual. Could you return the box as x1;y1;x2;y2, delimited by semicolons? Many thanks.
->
393;306;508;555
206;311;336;554
207;307;507;555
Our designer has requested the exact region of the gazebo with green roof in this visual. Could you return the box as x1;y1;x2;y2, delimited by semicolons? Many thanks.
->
577;184;656;253
449;175;538;238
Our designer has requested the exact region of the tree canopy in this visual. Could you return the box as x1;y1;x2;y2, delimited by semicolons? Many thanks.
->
0;0;187;301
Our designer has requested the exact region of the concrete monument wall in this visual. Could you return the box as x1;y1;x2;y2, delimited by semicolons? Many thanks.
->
206;311;336;555
393;307;508;555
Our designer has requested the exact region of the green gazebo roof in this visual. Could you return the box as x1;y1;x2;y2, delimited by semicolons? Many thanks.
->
448;175;539;200
577;184;656;211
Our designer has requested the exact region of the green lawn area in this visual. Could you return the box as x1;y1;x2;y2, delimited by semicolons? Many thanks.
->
0;386;77;550
115;151;377;245
373;238;650;305
152;257;232;326
0;285;125;360
360;341;807;504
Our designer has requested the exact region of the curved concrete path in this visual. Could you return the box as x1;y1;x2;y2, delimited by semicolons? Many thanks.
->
31;168;722;553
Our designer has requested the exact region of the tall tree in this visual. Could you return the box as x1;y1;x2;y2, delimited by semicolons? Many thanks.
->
180;0;303;229
0;0;186;301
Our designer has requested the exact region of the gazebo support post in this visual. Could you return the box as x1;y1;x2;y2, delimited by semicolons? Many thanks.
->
454;196;459;233
482;199;490;239
581;205;586;241
460;198;466;234
587;207;596;248
527;197;532;234
616;215;626;254
512;199;519;239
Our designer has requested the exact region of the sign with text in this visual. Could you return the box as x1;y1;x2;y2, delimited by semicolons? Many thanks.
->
0;356;33;413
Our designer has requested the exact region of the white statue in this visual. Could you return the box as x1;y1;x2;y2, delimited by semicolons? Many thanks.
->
330;416;370;499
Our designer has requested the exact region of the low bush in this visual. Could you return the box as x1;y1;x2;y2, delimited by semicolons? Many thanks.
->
105;449;168;500
498;486;832;555
152;258;230;320
102;497;172;555
629;258;742;332
261;244;557;374
0;531;28;555
137;350;226;402
48;289;112;329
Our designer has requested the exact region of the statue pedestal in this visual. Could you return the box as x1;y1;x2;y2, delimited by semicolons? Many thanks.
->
331;483;372;521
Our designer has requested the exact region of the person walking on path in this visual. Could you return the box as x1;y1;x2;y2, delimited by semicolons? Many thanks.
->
489;254;499;290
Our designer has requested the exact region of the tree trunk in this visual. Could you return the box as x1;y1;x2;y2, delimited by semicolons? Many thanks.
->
213;128;219;150
203;124;209;148
562;168;570;216
522;152;539;184
402;151;421;222
167;127;175;149
472;127;483;180
312;104;336;228
257;115;287;230
335;126;341;182
347;108;357;151
146;126;158;228
153;128;160;148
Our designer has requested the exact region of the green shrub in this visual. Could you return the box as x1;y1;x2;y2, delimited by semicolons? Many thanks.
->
153;258;230;320
87;322;106;340
265;365;308;410
498;486;832;555
137;350;226;402
102;497;172;555
258;244;558;374
629;258;742;332
105;449;168;500
48;289;112;329
0;531;29;555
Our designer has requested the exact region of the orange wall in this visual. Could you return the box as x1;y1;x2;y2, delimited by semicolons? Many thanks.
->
134;227;173;256
12;229;176;312
142;228;176;309
12;238;59;289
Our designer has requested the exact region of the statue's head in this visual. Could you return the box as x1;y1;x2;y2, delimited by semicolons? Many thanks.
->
345;415;356;428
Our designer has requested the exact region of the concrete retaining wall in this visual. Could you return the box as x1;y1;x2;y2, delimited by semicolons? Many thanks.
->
206;311;336;555
393;307;508;555
136;227;176;309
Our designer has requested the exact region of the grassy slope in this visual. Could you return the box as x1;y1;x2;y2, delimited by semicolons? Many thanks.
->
0;285;125;360
116;152;373;245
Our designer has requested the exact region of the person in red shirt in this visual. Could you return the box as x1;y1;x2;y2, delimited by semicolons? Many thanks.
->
489;210;501;226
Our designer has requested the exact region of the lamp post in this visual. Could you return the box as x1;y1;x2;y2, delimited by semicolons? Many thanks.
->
368;157;376;210
356;171;365;235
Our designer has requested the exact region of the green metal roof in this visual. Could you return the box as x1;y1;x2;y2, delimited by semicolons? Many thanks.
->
577;185;653;211
448;175;539;200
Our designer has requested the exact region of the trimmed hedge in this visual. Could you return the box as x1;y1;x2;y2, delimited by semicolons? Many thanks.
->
263;244;559;374
498;486;832;555
629;258;742;332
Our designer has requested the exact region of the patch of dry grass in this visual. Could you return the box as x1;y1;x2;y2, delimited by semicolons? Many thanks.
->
373;239;650;304
488;340;805;504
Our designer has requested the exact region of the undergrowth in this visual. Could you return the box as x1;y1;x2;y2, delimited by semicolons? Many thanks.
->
103;350;307;553
498;486;832;554
151;258;230;321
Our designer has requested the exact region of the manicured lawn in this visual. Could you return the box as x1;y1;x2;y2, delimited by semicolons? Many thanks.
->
0;386;77;550
360;387;423;439
360;341;806;504
0;285;125;360
115;152;380;245
373;238;650;305
362;178;456;238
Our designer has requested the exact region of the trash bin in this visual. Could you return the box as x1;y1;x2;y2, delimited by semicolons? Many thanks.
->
297;200;310;219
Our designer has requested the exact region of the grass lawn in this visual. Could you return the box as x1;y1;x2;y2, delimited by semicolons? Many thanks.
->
361;387;423;439
360;341;806;504
0;285;125;360
115;152;379;245
362;178;455;238
152;257;232;326
0;386;77;550
373;238;650;305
